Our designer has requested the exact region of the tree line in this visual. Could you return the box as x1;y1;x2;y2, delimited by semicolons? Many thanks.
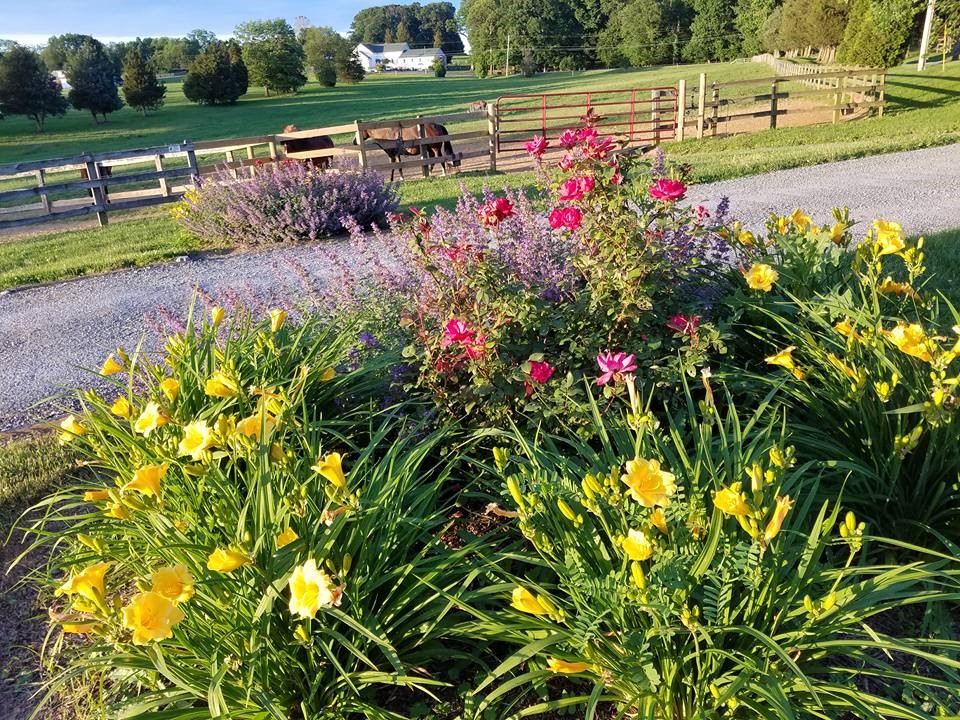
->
460;0;960;76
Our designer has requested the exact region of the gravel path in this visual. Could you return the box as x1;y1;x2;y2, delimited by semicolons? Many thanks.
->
2;144;958;431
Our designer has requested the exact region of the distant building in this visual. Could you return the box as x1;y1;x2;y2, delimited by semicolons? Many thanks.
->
51;69;72;91
354;42;447;72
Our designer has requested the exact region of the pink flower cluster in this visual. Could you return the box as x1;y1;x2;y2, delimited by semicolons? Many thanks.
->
648;178;687;202
596;351;637;386
558;176;595;203
477;197;515;228
548;206;583;231
440;318;487;360
525;135;549;158
666;314;701;336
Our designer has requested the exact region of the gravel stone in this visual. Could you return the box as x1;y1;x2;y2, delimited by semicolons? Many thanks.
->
2;144;959;431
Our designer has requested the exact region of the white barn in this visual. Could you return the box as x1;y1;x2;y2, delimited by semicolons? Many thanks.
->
354;42;447;72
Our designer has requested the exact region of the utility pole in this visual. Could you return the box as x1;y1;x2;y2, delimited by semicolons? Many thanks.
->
505;33;511;77
918;0;936;71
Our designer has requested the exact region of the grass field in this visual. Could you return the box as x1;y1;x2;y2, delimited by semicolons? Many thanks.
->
0;59;957;289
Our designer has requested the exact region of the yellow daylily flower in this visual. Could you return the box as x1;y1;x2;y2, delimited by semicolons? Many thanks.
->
276;527;299;549
269;309;287;333
210;306;225;326
110;396;132;418
788;208;811;229
763;496;794;544
713;482;750;517
204;370;239;398
320;367;337;382
236;413;276;440
122;591;185;645
59;415;86;444
621;458;677;508
765;346;797;370
124;463;169;498
878;277;920;300
834;317;861;341
313;452;348;490
101;353;124;376
83;488;110;502
160;378;180;403
829;222;846;245
178;420;214;461
105;501;130;520
737;229;755;246
150;564;195;603
743;263;779;292
288;558;342;619
134;402;168;436
775;215;789;234
651;507;668;535
882;323;934;363
510;586;550;616
206;547;251;573
56;562;109;605
872;219;904;256
546;658;590;674
622;528;654;561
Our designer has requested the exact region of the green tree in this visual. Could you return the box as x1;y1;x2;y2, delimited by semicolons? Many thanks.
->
234;19;306;95
182;40;248;105
734;0;778;56
684;0;739;61
0;45;69;131
838;0;916;66
431;56;448;76
186;29;218;50
774;0;848;51
122;44;166;115
350;3;464;54
42;33;99;70
302;26;365;87
599;0;669;67
67;39;123;123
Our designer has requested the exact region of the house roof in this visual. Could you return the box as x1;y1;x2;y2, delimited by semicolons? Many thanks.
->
357;42;408;54
400;47;445;58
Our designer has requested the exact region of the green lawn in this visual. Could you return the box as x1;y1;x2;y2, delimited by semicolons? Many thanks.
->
922;227;960;308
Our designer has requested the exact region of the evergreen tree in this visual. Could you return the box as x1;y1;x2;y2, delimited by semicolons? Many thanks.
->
599;0;669;67
122;45;166;115
838;0;915;66
0;45;69;132
183;40;249;105
734;0;778;56
66;39;123;123
775;0;848;51
684;0;739;62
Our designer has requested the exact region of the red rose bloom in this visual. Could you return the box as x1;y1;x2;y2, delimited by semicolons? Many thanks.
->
528;360;555;384
648;178;687;202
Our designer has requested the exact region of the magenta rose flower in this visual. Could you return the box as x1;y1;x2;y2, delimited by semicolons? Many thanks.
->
442;319;476;348
596;351;638;386
558;176;595;203
587;135;615;159
558;129;578;149
575;127;598;144
528;360;555;384
666;314;701;335
477;196;515;227
558;154;576;171
648;178;687;202
525;135;549;158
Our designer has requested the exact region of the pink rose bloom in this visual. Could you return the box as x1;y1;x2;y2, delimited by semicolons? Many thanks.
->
666;314;701;335
596;351;638;386
548;206;582;231
525;135;549;158
575;127;598;144
558;129;578;149
695;204;710;221
493;197;514;219
558;177;585;202
610;171;624;186
578;176;595;194
528;360;555;384
558;154;576;171
586;136;615;159
442;319;476;348
477;197;515;227
648;178;687;202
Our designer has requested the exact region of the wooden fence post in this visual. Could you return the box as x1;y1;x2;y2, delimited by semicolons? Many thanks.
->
225;149;238;179
486;103;498;173
876;72;885;118
185;144;199;188
267;138;279;162
354;120;368;169
34;168;51;214
769;79;779;129
83;154;108;227
246;145;256;177
710;82;719;137
676;79;686;142
650;90;661;145
417;114;430;178
155;154;169;197
696;73;707;140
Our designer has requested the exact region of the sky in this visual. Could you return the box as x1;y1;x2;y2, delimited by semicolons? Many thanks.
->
0;0;451;45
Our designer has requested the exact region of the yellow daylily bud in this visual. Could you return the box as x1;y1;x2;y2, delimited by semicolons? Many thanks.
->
210;306;225;326
630;561;647;590
557;499;579;524
110;396;132;418
510;586;549;616
506;476;526;512
713;482;750;517
269;309;287;333
650;507;668;535
101;353;124;376
546;658;590;674
762;496;794;545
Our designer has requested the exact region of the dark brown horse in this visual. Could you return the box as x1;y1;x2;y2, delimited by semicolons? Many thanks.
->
359;122;460;181
279;124;335;169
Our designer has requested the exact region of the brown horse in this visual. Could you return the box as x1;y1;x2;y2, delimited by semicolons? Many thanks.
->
359;122;460;181
279;124;335;169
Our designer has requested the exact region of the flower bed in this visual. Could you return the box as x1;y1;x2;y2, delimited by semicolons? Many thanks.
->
18;125;960;719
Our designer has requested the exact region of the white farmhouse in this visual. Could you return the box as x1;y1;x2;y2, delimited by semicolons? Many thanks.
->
51;69;72;91
354;42;447;72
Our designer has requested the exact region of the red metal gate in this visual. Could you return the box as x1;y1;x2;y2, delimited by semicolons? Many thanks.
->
495;87;679;155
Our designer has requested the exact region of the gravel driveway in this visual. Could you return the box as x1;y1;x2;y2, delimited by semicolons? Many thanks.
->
2;144;959;431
